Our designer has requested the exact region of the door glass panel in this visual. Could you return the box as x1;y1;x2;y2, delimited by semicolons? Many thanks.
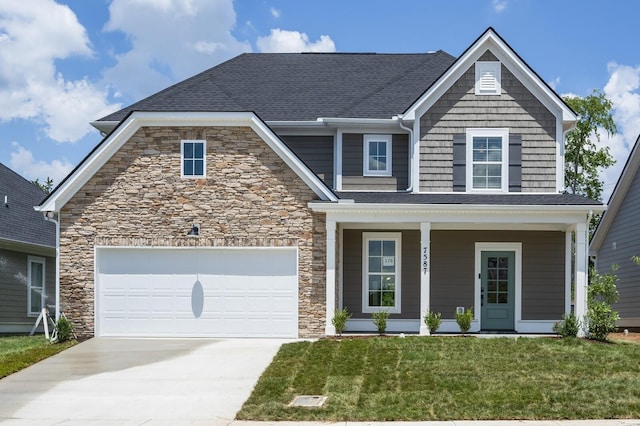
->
486;255;509;305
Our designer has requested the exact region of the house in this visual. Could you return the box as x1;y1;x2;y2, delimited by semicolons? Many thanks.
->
1;163;56;333
37;28;603;338
590;134;640;330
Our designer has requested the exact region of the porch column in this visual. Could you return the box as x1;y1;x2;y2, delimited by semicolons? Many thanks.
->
419;222;431;335
574;222;588;337
325;219;337;335
565;230;572;315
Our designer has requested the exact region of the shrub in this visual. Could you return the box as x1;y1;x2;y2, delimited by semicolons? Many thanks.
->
331;307;351;336
587;265;620;341
455;307;473;335
371;310;389;335
553;313;580;337
423;310;442;334
54;316;73;343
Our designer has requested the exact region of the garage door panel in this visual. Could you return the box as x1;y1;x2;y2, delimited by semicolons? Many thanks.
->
96;248;298;338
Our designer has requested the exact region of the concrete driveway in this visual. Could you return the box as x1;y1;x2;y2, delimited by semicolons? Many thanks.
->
0;337;287;425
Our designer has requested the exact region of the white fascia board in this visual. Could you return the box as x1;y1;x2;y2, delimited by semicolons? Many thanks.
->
403;30;576;126
38;111;336;212
590;135;640;252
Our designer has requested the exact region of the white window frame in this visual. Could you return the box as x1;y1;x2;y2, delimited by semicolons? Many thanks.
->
466;128;509;192
362;232;401;314
475;61;502;96
27;256;46;317
181;140;206;178
363;134;392;176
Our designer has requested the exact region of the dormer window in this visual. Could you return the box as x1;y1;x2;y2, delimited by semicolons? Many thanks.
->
475;61;501;95
364;134;392;176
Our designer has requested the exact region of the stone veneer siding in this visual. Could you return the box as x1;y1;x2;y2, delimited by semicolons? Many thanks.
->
59;126;326;338
420;50;557;192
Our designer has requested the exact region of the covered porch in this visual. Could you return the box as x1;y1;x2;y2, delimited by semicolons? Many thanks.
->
310;196;601;336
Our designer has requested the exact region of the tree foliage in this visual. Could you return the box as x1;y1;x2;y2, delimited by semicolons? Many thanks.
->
32;177;54;194
563;90;616;202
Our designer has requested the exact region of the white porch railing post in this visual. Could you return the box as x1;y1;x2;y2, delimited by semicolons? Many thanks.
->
419;222;431;335
325;219;337;335
574;222;588;337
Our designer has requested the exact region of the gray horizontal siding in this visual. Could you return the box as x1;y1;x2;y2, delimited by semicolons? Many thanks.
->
430;230;565;320
419;50;557;192
342;133;409;190
595;166;640;320
280;135;334;188
342;229;419;319
0;248;56;327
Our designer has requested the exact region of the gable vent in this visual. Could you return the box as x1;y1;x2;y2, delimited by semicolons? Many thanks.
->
475;61;501;95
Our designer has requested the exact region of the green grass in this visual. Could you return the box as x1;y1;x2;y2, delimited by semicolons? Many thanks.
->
237;337;640;421
0;335;76;379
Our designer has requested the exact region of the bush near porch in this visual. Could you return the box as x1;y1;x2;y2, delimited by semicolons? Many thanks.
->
237;336;640;421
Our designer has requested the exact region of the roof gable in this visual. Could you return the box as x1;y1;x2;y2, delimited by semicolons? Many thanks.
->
39;111;337;212
402;28;577;127
591;134;640;253
0;163;55;248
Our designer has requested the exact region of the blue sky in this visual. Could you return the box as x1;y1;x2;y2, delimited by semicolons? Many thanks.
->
1;0;639;201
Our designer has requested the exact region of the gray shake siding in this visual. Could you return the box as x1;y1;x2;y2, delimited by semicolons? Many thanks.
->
0;248;56;329
342;133;409;190
281;135;334;189
595;165;640;321
419;50;557;192
430;230;565;320
342;229;420;319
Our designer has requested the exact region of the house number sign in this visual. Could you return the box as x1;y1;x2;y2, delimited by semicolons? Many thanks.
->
422;246;429;273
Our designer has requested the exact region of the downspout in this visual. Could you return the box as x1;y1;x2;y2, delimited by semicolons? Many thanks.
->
395;114;414;192
44;211;60;321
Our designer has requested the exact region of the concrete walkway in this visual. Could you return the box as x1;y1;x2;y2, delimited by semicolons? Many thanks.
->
0;338;286;425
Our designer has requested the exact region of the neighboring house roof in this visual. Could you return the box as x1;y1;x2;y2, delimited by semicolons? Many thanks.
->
95;50;456;125
335;192;603;206
0;163;55;248
590;134;640;254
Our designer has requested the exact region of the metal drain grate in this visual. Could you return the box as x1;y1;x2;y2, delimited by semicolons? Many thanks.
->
289;395;327;407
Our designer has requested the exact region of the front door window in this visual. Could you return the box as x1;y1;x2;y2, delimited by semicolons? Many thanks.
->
480;251;515;330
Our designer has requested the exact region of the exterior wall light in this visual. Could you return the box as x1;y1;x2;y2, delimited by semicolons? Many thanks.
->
187;223;200;236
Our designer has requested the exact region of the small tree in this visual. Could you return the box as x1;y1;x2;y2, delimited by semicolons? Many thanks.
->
455;307;473;335
331;307;351;336
423;310;442;334
587;265;620;341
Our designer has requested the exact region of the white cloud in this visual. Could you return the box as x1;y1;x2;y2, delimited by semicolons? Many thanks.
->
256;29;336;53
598;62;640;201
0;0;120;143
270;7;281;18
9;142;73;184
103;0;252;101
492;0;508;13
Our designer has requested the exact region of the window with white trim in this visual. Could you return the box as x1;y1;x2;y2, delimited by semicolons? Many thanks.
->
475;61;501;95
466;128;509;192
363;134;392;176
27;256;45;316
362;232;401;314
181;140;206;178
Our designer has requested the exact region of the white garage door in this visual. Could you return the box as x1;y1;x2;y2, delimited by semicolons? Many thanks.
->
95;247;298;338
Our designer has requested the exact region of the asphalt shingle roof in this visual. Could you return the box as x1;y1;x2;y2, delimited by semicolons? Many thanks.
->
0;163;55;247
99;51;457;123
335;192;602;206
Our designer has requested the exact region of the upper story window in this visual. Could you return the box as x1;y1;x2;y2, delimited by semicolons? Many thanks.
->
466;128;509;191
364;134;392;176
181;140;206;178
475;61;501;95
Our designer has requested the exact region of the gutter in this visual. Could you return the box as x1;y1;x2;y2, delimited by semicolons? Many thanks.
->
394;114;414;192
43;211;60;321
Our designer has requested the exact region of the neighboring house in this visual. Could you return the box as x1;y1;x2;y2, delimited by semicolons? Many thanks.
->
1;163;56;333
37;28;603;338
590;134;640;330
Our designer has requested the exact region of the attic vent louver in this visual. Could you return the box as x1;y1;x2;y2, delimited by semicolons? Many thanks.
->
475;61;501;95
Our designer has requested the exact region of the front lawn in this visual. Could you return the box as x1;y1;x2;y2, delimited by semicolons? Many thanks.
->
0;335;76;379
238;336;640;421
